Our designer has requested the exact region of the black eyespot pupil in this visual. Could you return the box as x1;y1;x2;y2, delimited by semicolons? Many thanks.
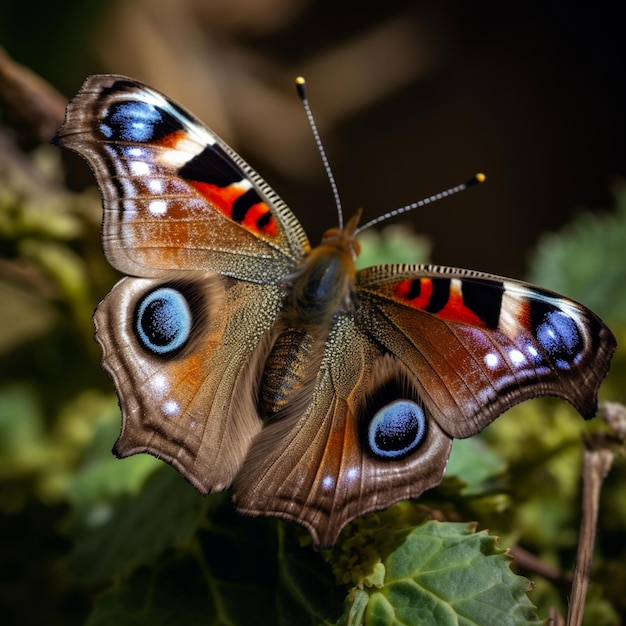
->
141;299;177;346
368;400;426;459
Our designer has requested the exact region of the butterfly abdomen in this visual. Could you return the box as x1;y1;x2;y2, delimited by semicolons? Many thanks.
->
260;328;317;416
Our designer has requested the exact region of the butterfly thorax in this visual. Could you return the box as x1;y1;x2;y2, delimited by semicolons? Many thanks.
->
260;213;361;417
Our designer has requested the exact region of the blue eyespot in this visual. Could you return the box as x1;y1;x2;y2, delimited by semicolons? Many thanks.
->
101;101;163;142
535;310;582;369
135;287;191;355
368;400;426;459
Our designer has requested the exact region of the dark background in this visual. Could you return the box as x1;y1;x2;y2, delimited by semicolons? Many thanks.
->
1;2;625;623
2;0;624;277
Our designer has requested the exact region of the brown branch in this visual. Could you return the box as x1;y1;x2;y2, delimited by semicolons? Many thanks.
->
510;545;570;591
566;401;626;626
0;47;67;147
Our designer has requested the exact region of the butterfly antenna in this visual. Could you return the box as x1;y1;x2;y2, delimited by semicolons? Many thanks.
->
355;173;486;235
296;77;344;230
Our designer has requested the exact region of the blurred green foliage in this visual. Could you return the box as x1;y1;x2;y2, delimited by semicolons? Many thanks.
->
529;179;626;324
1;124;625;625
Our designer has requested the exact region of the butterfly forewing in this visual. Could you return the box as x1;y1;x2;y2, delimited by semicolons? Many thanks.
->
356;264;615;437
54;74;310;281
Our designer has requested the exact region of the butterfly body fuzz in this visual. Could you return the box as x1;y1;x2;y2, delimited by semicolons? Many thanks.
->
259;214;361;417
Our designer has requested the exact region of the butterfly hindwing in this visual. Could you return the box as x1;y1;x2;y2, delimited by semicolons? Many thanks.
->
233;314;453;547
96;273;283;492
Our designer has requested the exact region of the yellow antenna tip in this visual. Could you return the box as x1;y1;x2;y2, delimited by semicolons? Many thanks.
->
465;172;486;187
295;76;307;101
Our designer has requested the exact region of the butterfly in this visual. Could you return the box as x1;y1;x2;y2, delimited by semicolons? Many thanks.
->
54;75;616;547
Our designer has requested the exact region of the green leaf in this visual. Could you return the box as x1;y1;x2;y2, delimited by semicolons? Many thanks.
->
67;465;206;582
86;556;223;626
277;548;346;624
360;521;540;626
83;496;344;626
0;382;47;478
445;436;508;497
67;400;161;511
87;551;339;626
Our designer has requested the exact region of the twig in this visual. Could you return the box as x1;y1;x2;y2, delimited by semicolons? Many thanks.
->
566;402;626;626
0;46;67;146
509;545;570;591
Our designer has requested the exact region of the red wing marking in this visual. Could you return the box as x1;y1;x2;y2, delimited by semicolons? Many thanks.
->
396;278;434;310
395;278;488;327
435;281;487;326
189;181;278;238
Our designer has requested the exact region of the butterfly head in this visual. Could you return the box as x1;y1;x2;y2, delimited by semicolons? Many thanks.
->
320;209;362;261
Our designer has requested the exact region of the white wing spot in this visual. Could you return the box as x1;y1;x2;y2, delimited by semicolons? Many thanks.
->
151;373;169;395
148;178;164;193
159;136;205;165
527;345;539;358
162;400;180;416
149;199;167;215
130;160;150;176
322;475;334;490
484;353;499;368
509;349;525;365
346;467;360;482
